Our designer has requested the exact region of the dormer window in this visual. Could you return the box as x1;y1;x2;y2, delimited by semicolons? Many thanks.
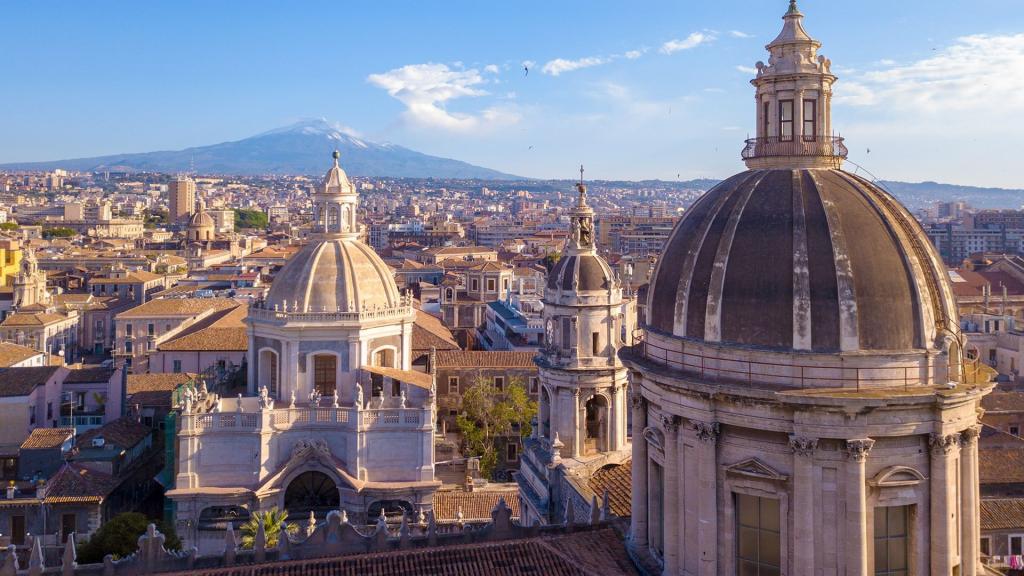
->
779;100;794;141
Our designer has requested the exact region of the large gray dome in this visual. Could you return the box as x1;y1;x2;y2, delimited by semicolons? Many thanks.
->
648;168;957;353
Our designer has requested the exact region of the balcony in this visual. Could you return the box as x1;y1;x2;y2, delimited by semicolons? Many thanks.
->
741;136;847;168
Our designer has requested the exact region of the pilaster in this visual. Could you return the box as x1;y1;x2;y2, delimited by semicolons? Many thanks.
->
629;392;648;550
961;426;980;576
662;415;682;575
930;432;960;575
789;435;818;576
694;420;719;576
845;438;874;576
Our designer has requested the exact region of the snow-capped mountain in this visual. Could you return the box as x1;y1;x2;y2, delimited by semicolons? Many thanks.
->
0;119;521;179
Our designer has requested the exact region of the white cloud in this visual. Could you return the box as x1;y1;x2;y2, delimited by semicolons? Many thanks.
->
835;33;1024;113
541;56;607;76
660;32;712;54
735;65;758;74
366;63;519;132
729;30;752;38
624;49;644;60
483;64;500;74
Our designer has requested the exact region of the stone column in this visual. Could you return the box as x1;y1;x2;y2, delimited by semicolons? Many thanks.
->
247;331;256;395
930;432;960;575
571;388;581;458
790;435;818;576
694;421;720;576
662;415;682;575
629;392;648;550
845;439;874;576
609;384;620;451
794;88;805;141
961;426;981;576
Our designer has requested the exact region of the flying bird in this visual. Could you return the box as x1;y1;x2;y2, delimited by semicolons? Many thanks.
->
867;148;871;154
524;65;529;77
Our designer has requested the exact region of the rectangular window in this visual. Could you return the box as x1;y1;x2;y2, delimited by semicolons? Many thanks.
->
29;406;36;425
471;278;479;291
1011;534;1024;556
506;442;518;461
1011;425;1020;437
313;355;337;396
561;317;572;350
125;323;133;336
874;505;910;576
762;100;770;136
494;376;505;390
980;537;991;558
448;377;460;394
592;332;600;355
47;402;53;420
802;99;817;141
147;323;154;336
61;513;76;542
172;360;182;373
125;341;133;354
736;493;782;575
76;392;86;410
779;100;794;142
648;461;664;556
487;279;496;292
268;354;278;396
530;377;539;394
11;515;25;546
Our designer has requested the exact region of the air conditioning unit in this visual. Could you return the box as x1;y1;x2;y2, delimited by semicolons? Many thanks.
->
92;436;105;448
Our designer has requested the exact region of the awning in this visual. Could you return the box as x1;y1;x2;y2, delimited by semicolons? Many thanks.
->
361;366;434;390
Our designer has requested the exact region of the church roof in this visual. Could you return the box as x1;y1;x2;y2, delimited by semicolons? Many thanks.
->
432;489;521;522
587;461;632;518
434;350;537;369
0;341;43;367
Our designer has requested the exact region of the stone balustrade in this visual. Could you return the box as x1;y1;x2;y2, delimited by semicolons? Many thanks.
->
179;405;426;434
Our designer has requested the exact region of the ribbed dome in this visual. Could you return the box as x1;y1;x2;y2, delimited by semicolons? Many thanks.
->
547;253;616;292
265;239;401;313
648;168;957;353
189;210;214;229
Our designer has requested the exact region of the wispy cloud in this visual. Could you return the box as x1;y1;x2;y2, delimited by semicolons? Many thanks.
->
729;30;752;38
541;56;607;76
367;63;519;132
835;33;1024;113
660;32;713;54
624;49;644;60
483;64;500;74
735;65;758;74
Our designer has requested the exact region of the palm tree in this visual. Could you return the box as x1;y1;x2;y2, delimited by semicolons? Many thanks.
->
240;507;298;549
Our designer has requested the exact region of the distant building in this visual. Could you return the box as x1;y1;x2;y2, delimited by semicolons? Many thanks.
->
169;176;196;224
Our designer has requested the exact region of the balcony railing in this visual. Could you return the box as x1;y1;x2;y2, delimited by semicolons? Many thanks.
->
741;136;847;161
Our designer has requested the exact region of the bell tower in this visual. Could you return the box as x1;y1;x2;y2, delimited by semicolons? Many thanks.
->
518;168;635;526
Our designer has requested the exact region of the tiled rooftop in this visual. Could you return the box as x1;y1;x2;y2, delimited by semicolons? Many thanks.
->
981;498;1024;531
435;350;537;369
587;461;632;518
432;489;521;522
20;427;74;450
0;341;42;367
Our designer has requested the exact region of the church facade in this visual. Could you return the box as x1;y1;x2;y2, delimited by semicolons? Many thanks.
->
168;153;439;554
623;3;993;575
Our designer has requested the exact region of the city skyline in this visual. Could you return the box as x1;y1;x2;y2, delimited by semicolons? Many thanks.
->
2;0;1023;187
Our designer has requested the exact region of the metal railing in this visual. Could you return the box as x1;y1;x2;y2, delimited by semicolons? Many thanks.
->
634;336;946;390
741;136;848;160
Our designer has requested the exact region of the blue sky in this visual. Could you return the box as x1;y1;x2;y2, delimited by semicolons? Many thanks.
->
2;0;1023;187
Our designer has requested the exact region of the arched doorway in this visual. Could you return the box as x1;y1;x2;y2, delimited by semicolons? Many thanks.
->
284;471;340;518
584;395;609;455
313;354;337;397
366;499;414;522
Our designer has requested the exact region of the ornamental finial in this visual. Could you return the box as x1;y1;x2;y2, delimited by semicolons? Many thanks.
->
787;0;800;15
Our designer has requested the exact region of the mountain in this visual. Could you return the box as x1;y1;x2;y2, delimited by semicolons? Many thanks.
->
0;119;522;179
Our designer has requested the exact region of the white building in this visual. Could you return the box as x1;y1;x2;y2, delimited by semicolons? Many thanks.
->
168;152;439;553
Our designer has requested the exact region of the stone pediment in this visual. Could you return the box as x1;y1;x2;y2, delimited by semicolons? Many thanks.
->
725;458;788;482
254;440;362;498
869;465;926;487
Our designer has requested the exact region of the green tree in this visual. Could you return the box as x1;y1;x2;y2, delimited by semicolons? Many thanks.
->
76;512;181;563
234;209;268;231
42;226;76;239
455;376;537;478
542;252;561;272
240;507;297;549
0;222;18;231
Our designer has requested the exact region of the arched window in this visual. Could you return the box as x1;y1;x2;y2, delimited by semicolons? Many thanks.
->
259;349;279;397
373;347;395;368
540;387;551;439
584;395;609;454
327;205;340;232
284;471;339;518
313;354;337;396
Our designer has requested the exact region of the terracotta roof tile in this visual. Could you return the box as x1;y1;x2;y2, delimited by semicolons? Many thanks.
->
127;373;196;394
983;391;1024;413
0;366;62;397
158;304;248;351
981;498;1024;531
20;427;74;450
117;297;239;319
161;528;637;576
0;341;42;367
434;351;537;369
77;417;151;449
432;489;520;521
412;310;459;352
44;462;118;504
0;312;71;327
587;461;632;518
980;447;1024;485
64;366;116;384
